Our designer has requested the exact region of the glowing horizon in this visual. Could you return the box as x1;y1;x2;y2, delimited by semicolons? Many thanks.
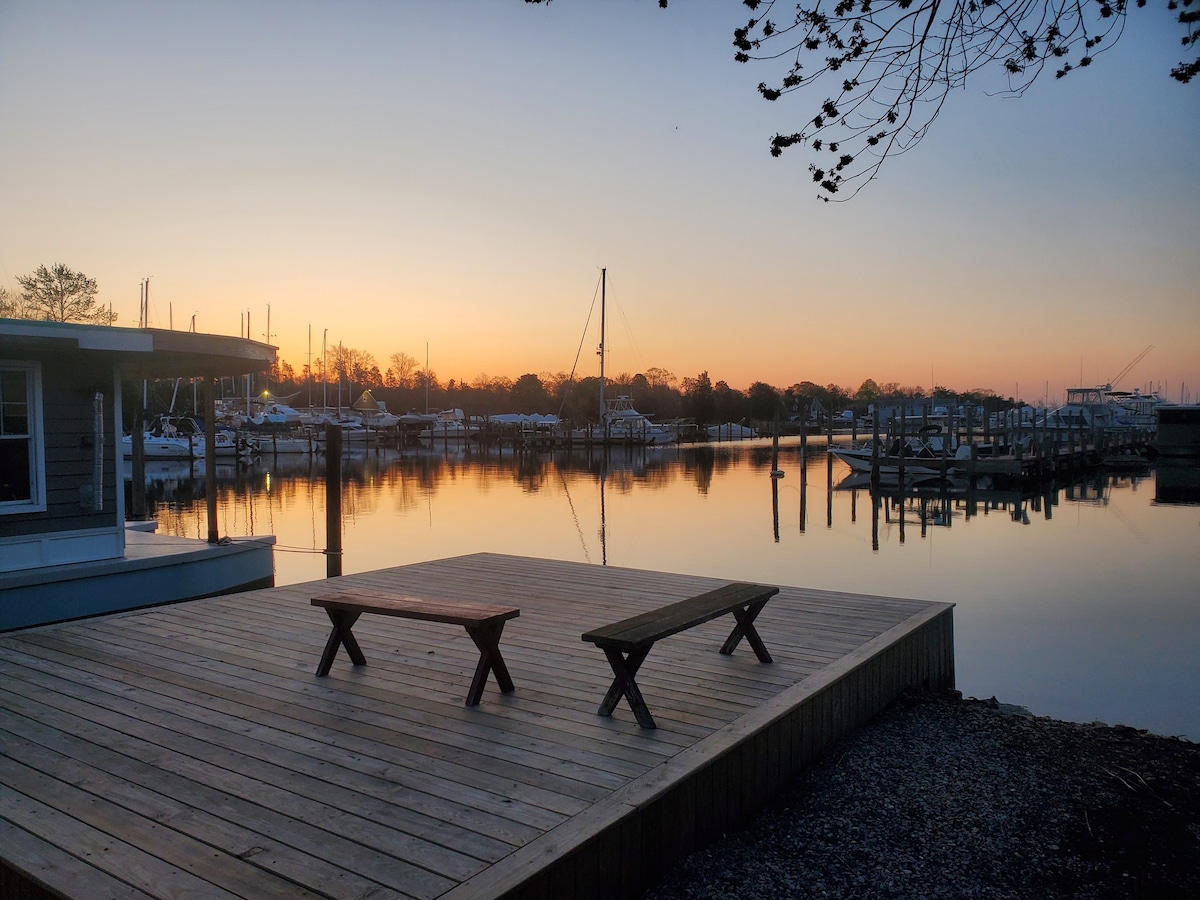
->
2;2;1196;406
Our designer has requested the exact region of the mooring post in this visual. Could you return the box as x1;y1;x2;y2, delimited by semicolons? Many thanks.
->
870;410;881;485
204;376;218;543
325;424;343;578
130;405;147;520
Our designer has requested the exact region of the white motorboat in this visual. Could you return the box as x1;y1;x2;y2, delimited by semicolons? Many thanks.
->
572;396;678;445
831;430;966;476
122;415;257;459
418;409;477;441
706;422;758;440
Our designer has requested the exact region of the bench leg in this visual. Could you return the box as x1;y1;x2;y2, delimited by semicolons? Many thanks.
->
464;621;515;707
598;645;657;729
316;610;366;676
719;600;773;663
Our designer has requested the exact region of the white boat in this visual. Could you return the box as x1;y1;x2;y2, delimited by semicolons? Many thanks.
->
122;432;197;459
249;401;303;426
567;268;678;446
832;430;966;476
256;429;320;454
352;389;401;429
122;415;257;459
1041;384;1161;434
418;409;477;441
572;396;678;445
706;422;758;440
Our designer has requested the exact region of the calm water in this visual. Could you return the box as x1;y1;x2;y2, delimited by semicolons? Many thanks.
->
136;438;1200;740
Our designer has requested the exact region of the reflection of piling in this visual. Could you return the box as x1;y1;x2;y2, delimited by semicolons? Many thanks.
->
826;448;834;528
870;413;881;486
771;476;780;543
799;461;807;533
204;377;218;543
325;424;343;577
131;408;147;520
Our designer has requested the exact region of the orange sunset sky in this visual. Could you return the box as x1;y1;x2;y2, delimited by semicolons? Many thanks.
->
2;2;1197;405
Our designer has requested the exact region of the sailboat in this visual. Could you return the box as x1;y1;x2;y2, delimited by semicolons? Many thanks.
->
569;269;678;446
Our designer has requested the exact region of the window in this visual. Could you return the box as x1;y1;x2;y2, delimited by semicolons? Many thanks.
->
0;362;44;512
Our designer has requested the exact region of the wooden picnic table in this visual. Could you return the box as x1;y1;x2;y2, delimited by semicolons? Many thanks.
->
311;589;519;707
582;582;779;728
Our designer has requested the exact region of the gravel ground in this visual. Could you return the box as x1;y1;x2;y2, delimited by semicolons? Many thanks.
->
645;690;1200;899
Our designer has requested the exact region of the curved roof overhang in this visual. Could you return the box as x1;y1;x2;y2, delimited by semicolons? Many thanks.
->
0;319;275;379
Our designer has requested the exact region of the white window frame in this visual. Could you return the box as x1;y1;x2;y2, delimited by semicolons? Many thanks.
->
0;360;46;514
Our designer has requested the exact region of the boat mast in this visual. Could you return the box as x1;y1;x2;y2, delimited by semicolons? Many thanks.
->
598;267;606;423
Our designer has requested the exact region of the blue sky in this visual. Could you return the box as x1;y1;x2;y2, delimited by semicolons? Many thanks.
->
1;0;1196;402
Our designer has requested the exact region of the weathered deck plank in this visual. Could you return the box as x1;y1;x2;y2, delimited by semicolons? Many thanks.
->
0;552;953;899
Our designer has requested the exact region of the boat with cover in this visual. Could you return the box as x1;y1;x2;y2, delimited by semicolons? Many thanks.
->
706;422;758;440
122;415;257;459
418;408;478;441
831;427;966;477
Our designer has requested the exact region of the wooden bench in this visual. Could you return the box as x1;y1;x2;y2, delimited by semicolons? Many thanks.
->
311;590;520;707
581;582;779;729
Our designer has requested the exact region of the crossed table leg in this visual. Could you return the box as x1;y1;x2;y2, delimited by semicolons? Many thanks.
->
718;598;774;663
595;600;774;730
464;620;516;707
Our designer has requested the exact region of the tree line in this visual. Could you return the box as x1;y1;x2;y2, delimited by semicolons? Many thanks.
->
269;346;1009;428
2;263;1010;427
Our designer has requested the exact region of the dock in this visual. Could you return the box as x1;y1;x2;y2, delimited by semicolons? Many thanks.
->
0;528;276;632
0;553;953;899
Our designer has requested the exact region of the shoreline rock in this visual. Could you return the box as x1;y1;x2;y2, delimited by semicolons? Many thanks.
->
646;690;1200;899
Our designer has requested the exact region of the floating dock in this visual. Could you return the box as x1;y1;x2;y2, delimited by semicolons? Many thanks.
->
0;553;953;899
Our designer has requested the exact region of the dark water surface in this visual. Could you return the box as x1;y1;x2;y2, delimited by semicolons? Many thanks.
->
139;438;1199;740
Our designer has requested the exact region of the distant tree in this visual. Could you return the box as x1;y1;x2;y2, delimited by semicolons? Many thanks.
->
275;360;297;386
15;263;113;323
414;369;441;408
389;352;419;388
681;371;716;424
746;381;783;421
643;367;677;390
511;373;551;412
0;285;28;317
325;345;378;397
855;378;882;402
713;380;748;422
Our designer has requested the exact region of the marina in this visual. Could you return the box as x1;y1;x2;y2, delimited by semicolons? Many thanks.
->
0;553;952;899
112;437;1199;741
2;318;1194;897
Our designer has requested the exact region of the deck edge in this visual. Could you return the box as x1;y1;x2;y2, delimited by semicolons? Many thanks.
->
441;601;955;900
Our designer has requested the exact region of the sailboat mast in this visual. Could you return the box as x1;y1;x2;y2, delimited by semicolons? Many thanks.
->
598;267;606;422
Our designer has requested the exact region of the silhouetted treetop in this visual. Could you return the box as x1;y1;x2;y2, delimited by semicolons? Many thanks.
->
737;0;1196;199
527;0;1197;200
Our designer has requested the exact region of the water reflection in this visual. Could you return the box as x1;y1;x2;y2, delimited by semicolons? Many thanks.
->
128;439;1198;739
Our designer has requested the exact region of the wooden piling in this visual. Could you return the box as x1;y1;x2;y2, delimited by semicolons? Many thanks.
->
325;424;343;578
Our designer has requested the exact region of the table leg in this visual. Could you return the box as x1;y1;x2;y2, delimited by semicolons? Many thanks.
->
719;600;773;663
598;645;656;729
464;620;515;707
316;609;365;676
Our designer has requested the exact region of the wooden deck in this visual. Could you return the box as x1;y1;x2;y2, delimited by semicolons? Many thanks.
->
0;553;954;900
